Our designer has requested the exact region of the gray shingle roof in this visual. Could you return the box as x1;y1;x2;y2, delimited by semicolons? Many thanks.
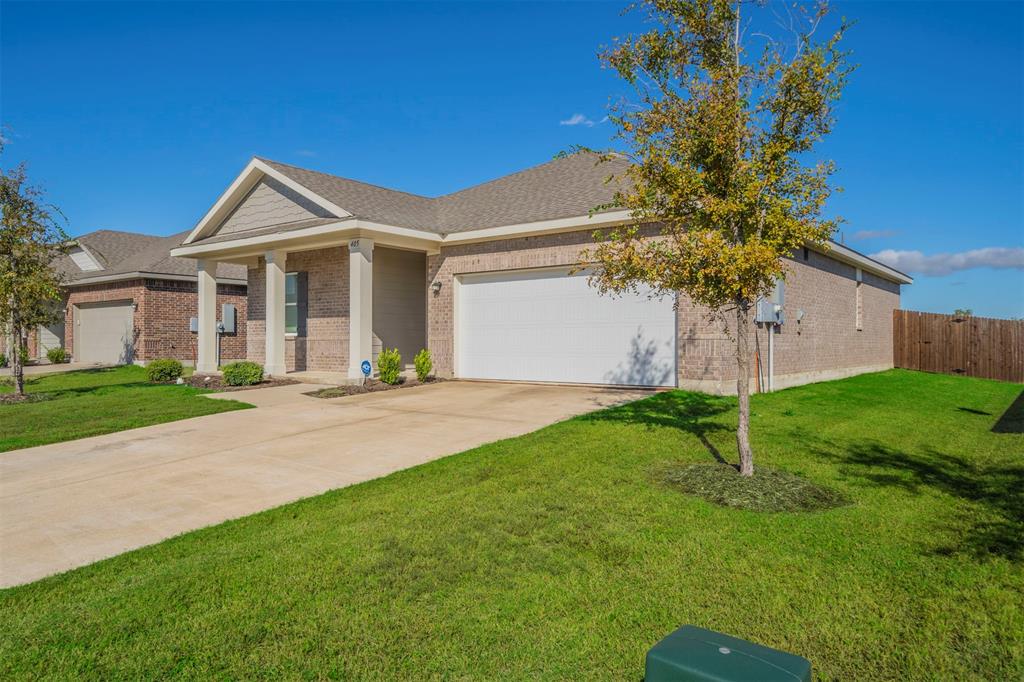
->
214;152;630;242
61;230;247;284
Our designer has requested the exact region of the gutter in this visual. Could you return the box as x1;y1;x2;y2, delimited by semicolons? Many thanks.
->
64;271;248;287
819;241;913;285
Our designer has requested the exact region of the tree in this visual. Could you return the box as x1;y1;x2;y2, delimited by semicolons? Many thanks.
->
953;308;972;318
586;0;851;475
0;146;69;396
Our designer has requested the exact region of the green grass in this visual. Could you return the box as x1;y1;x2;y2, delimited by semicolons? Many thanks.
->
0;365;252;452
1;369;1022;679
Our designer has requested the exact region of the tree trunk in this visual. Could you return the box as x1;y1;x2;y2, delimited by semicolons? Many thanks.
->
13;327;25;396
735;302;754;476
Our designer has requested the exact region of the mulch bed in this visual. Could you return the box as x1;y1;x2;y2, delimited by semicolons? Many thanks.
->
307;377;443;399
185;375;302;392
0;392;54;405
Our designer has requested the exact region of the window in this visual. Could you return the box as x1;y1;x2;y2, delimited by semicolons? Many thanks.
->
855;268;863;331
285;272;298;334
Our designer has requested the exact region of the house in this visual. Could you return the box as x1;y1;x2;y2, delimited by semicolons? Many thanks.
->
6;230;248;366
169;152;912;393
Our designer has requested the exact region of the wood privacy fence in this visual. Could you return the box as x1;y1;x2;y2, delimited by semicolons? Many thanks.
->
893;310;1024;383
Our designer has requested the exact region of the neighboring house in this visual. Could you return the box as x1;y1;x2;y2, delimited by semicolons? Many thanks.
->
4;230;248;366
170;152;912;393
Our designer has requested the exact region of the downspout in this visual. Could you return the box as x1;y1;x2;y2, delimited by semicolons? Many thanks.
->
768;323;775;392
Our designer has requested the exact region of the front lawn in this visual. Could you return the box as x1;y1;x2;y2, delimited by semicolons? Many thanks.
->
0;365;251;452
1;370;1021;679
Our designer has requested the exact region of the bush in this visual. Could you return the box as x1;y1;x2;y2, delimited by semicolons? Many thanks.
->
0;353;6;368
222;361;264;386
46;347;68;364
414;348;432;383
147;358;183;383
18;346;29;366
377;348;402;385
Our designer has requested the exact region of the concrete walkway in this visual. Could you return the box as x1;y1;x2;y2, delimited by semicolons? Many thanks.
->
0;381;648;587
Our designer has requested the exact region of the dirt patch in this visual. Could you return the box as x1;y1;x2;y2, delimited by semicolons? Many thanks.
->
307;377;443;399
0;392;53;405
185;375;302;392
657;462;850;513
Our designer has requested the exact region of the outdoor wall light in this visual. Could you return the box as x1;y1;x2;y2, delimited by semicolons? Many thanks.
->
431;280;442;294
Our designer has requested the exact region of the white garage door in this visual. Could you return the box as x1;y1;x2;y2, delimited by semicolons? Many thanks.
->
76;301;135;364
457;268;676;387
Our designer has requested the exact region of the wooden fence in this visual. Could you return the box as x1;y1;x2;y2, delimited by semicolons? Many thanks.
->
893;310;1024;383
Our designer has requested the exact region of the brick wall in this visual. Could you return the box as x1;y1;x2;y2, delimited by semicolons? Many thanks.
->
65;278;247;364
139;279;247;363
247;247;348;372
427;229;900;392
676;249;900;393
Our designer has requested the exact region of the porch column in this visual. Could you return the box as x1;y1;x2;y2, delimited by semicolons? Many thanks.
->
196;259;218;372
264;249;287;377
348;238;374;380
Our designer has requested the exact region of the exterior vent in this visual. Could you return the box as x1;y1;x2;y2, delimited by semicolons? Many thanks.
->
69;245;103;272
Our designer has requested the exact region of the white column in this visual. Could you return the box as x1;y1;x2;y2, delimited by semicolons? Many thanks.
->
264;249;287;377
348;238;374;380
196;259;218;372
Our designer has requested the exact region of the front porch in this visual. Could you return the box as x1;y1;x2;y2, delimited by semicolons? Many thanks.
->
194;238;430;383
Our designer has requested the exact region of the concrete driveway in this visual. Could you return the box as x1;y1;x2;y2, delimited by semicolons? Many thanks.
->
0;361;110;377
0;381;647;587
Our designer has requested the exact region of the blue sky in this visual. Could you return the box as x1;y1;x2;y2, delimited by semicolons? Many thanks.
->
2;1;1022;317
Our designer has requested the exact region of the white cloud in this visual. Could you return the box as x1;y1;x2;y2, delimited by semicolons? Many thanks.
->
560;113;596;127
852;229;898;240
295;149;318;158
870;247;1024;276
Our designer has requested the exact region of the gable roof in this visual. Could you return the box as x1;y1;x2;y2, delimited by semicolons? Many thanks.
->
186;152;629;245
60;230;247;285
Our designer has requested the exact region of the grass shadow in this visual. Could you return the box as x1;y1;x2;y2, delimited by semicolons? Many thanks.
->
581;391;733;465
992;390;1024;434
813;439;1024;561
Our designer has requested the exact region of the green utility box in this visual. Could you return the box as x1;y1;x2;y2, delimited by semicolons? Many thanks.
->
645;625;811;682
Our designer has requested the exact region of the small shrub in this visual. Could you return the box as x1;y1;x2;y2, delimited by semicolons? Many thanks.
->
377;348;402;385
18;346;29;366
147;358;184;383
46;347;68;364
0;353;6;368
222;361;264;386
413;348;432;382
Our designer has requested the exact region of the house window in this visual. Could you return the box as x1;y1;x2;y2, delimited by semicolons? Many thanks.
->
285;272;299;334
855;268;863;331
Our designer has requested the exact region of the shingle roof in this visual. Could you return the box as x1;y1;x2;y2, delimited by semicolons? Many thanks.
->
61;230;247;284
230;151;629;239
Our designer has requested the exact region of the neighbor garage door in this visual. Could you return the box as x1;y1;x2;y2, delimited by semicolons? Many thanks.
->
456;268;677;387
76;301;135;364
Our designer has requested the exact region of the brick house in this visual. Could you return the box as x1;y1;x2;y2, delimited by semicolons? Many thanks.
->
170;153;911;393
5;230;248;366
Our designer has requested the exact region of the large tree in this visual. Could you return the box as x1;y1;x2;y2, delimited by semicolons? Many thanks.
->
587;0;851;475
0;147;68;396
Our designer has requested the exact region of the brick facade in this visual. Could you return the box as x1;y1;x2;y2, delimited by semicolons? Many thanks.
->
64;278;247;365
247;247;349;372
238;229;900;394
426;229;900;393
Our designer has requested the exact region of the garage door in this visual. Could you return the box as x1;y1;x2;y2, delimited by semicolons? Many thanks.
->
76;301;135;364
457;268;676;387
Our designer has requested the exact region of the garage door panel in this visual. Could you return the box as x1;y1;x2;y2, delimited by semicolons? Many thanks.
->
77;301;135;365
457;268;676;387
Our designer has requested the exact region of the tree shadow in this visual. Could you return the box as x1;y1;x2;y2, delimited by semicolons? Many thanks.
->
602;328;675;387
581;391;733;465
992;390;1024;434
811;439;1024;561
